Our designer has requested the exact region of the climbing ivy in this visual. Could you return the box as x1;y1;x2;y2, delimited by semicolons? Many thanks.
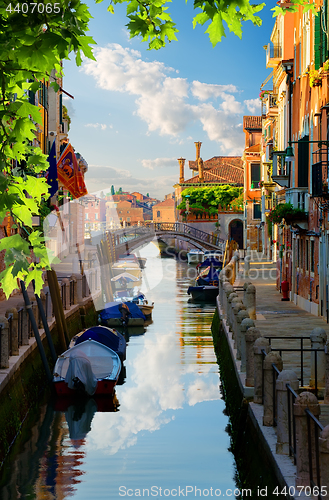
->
177;185;243;216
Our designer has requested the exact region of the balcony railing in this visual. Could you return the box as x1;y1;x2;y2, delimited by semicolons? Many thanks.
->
272;152;289;187
285;187;309;212
266;43;282;68
261;94;278;117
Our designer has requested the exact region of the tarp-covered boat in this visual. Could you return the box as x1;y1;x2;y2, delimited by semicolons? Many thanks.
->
99;301;146;327
53;339;121;396
74;326;126;361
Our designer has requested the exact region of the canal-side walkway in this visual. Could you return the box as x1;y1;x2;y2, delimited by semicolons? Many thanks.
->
216;252;329;499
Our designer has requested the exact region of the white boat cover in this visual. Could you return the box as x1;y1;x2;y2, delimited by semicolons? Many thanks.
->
54;340;119;395
64;350;97;396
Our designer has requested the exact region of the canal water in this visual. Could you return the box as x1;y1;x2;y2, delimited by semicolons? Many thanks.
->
0;245;239;499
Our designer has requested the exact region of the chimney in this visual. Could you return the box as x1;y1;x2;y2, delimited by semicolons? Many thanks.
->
195;141;202;161
178;157;186;183
198;157;204;183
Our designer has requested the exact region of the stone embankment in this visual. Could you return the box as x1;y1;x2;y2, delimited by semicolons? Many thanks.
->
213;251;329;500
0;270;100;465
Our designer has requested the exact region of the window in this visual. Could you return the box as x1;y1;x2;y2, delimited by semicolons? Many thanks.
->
157;211;161;217
306;240;309;271
250;163;260;189
253;203;261;219
85;213;88;220
95;213;98;220
127;217;131;222
311;240;315;273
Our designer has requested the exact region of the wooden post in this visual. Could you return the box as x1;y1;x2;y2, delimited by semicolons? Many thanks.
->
46;270;69;351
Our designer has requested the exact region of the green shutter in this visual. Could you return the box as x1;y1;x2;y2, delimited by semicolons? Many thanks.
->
315;13;321;70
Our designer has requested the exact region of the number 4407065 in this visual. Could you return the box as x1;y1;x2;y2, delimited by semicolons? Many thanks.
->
6;3;61;14
273;486;328;496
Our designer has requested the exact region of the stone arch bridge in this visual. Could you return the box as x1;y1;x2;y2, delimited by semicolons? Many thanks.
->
106;223;225;259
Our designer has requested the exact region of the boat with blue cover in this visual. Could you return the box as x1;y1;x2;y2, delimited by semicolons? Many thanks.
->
74;325;126;361
99;301;146;327
187;259;220;302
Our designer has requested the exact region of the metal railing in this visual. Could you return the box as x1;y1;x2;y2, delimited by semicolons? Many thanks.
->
108;222;226;250
17;307;23;346
287;383;298;464
272;363;281;426
264;336;324;396
69;279;75;306
60;281;67;310
305;409;323;498
7;313;13;357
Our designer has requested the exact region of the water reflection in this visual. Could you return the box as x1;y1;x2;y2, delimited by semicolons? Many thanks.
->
0;249;237;499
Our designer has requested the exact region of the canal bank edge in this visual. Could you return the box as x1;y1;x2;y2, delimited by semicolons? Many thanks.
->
211;305;298;500
211;308;287;499
0;296;98;466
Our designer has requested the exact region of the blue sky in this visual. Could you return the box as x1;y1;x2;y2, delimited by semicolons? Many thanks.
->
63;0;275;199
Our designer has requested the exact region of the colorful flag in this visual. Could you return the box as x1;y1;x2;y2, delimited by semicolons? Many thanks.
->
46;139;58;197
57;143;88;199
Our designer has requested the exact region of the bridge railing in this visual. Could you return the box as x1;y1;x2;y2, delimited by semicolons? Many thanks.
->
154;222;225;249
106;222;225;250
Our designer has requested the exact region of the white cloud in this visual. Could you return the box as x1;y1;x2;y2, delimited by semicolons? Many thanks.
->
140;157;178;170
191;81;238;101
193;103;244;154
82;43;246;153
244;98;261;114
85;123;107;130
84;164;177;199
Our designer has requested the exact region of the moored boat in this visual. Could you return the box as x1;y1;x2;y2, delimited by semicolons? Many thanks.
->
73;325;126;361
53;339;121;397
187;249;204;265
99;301;146;327
187;285;219;302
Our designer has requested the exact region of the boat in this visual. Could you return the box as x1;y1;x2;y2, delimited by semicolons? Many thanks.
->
118;253;147;269
187;285;219;302
111;272;141;288
195;260;221;286
112;261;142;280
99;301;146;327
187;259;220;302
53;339;121;397
187;249;204;265
73;325;126;361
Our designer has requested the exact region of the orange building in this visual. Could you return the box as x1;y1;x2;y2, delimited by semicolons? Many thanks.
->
152;199;175;223
242;116;263;250
256;0;329;316
116;200;144;226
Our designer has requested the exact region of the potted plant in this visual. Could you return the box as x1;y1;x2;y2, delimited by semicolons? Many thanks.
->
268;203;308;225
309;69;322;87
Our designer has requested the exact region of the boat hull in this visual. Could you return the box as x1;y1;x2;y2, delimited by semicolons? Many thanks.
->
54;378;117;396
53;339;121;397
187;285;218;302
102;317;145;327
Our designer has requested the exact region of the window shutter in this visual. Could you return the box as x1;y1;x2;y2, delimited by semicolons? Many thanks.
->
314;13;321;70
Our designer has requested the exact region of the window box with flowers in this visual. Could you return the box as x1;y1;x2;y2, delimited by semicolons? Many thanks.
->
259;90;271;100
309;69;322;87
268;203;308;226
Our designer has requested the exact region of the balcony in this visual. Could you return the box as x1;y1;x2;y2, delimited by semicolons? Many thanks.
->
261;93;278;118
285;187;309;229
266;42;282;68
312;159;329;198
271;152;289;187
